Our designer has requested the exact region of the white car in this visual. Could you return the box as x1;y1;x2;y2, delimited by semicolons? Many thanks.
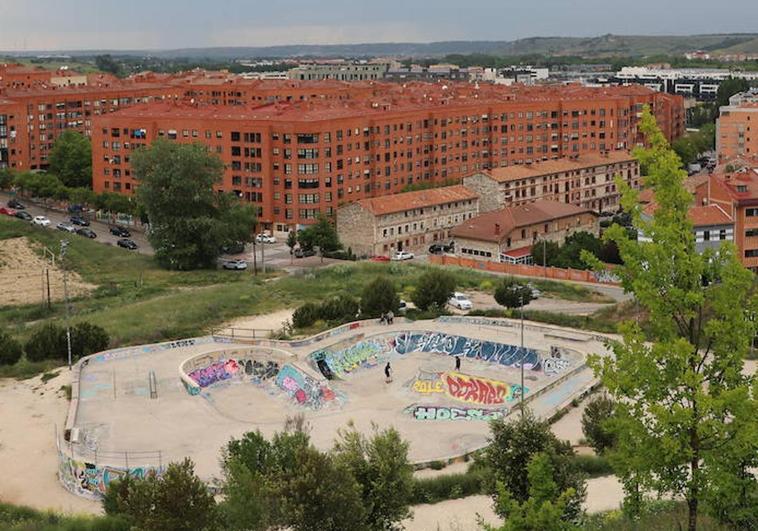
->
32;215;51;227
448;292;473;310
222;259;248;270
390;250;414;261
56;222;77;233
255;233;276;244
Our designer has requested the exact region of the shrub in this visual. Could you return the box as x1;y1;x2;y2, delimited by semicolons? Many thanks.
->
494;277;534;309
572;454;613;477
0;332;23;366
360;277;400;318
25;323;66;362
582;394;618;454
292;302;320;329
319;295;359;323
409;469;487;504
412;270;456;311
71;322;110;358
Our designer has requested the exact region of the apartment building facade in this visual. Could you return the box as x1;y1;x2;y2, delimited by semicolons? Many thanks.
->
336;185;479;256
463;151;640;213
716;90;758;163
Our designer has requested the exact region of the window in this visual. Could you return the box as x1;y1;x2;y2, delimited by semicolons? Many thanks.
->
746;249;758;258
747;208;758;217
703;230;710;241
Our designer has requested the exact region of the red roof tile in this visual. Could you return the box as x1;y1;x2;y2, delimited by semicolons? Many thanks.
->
481;152;637;183
353;185;478;216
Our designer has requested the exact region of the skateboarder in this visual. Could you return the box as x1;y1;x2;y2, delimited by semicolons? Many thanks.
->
384;362;393;383
455;355;461;371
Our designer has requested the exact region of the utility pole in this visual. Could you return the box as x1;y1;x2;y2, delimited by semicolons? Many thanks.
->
60;240;73;370
543;239;547;277
46;267;51;309
520;292;525;418
260;236;266;274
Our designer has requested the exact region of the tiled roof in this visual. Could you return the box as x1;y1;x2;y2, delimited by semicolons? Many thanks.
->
451;200;595;243
353;185;479;216
479;152;636;183
642;201;733;226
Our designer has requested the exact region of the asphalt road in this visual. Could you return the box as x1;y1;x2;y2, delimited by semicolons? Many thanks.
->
1;192;153;255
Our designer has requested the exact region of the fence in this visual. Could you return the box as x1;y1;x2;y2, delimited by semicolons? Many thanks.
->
429;254;620;285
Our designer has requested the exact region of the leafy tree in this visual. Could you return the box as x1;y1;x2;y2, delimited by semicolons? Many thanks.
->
48;131;92;188
485;411;586;522
494;277;534;309
103;458;217;531
95;54;123;76
319;294;360;323
485;453;578;531
70;322;109;358
412;269;456;311
581;394;617;455
297;214;341;262
558;232;603;269
0;331;23;366
68;187;97;208
333;424;414;530
360;277;400;318
587;106;758;531
132;140;256;270
95;191;134;216
530;240;560;268
24;322;66;362
716;77;750;108
13;171;67;200
286;230;297;263
292;302;320;329
0;168;13;190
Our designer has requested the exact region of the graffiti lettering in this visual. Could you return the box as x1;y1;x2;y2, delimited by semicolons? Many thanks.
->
412;379;444;393
275;364;337;409
312;338;391;377
542;357;571;375
188;359;240;388
58;453;158;500
444;371;526;405
406;405;507;421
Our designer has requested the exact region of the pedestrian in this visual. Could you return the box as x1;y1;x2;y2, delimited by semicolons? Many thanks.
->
384;362;392;383
387;310;394;325
455;355;461;371
379;312;386;325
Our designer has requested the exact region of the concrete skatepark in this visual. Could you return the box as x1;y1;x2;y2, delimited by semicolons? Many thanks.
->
58;315;610;500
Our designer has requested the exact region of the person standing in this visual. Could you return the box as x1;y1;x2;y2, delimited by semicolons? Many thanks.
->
384;362;392;383
455;355;461;371
387;310;394;325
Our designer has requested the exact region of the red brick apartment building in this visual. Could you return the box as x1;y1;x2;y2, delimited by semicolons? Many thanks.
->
89;83;683;232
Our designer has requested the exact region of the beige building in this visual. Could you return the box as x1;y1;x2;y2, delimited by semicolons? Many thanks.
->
450;200;598;264
336;185;479;257
463;152;640;214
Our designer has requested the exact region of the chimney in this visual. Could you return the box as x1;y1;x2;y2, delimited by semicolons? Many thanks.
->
494;223;501;235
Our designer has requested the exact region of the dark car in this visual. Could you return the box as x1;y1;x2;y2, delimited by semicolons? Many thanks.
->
117;238;138;250
221;241;245;254
70;215;90;226
15;211;32;221
294;247;316;258
110;226;131;237
76;227;97;239
428;243;446;255
7;199;25;209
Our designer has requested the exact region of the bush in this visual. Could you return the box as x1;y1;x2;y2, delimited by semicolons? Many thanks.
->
409;469;487;504
292;302;320;329
71;322;110;357
412;270;456;311
582;394;618;454
319;295;359;323
360;277;400;318
494;277;534;309
0;332;23;366
25;323;66;362
572;454;614;477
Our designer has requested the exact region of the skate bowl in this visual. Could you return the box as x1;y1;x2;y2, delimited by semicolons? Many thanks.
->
59;316;610;500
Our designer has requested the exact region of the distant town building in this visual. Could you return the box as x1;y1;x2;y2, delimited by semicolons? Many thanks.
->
336;185;479;256
287;62;389;81
716;89;758;163
463;152;640;214
450;200;598;264
639;202;734;254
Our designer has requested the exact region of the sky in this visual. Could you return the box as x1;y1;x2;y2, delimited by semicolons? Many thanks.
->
0;0;756;51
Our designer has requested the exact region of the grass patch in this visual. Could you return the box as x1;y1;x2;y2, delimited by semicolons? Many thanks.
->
40;370;59;384
409;466;490;505
59;384;72;400
0;358;63;380
0;501;129;530
573;454;614;478
583;500;731;531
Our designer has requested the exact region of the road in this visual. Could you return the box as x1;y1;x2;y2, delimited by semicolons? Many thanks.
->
1;192;153;255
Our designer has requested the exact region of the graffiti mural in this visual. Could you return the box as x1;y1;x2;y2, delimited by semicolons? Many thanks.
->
406;405;507;421
58;452;159;500
411;370;445;394
188;359;240;388
312;337;392;377
542;357;571;375
394;332;541;370
445;371;527;405
275;364;337;409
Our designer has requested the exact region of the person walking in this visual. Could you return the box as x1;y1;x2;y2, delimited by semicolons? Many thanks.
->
455;355;461;371
384;362;392;383
387;310;394;325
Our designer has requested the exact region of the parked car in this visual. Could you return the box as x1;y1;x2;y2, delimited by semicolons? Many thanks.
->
76;227;97;238
527;283;542;299
428;243;446;255
398;299;408;313
255;233;276;244
56;222;77;233
117;238;138;250
0;207;17;216
371;255;390;262
67;204;84;214
391;250;414;261
32;215;51;227
448;292;473;310
110;226;131;237
7;199;25;209
14;211;32;221
294;247;316;258
222;259;248;270
221;241;245;254
70;215;90;226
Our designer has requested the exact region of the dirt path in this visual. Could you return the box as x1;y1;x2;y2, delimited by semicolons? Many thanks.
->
468;291;610;316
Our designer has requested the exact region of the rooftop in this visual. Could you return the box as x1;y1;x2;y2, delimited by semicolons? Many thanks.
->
351;185;478;216
451;200;595;243
642;201;733;227
476;152;637;183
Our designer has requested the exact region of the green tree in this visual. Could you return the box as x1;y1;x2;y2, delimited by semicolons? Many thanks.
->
580;394;617;455
333;424;414;530
716;77;750;108
0;168;13;190
360;277;400;318
297;214;341;262
132;140;256;270
0;331;23;366
587;106;758;531
95;54;123;76
494;277;534;309
286;230;297;264
485;411;586;522
48;131;92;188
70;322;109;358
24;322;66;362
412;269;456;311
96;192;134;216
557;232;603;269
530;240;560;268
68;187;97;208
485;453;578;531
104;458;218;531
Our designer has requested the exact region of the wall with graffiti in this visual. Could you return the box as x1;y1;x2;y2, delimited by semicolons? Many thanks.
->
410;370;527;405
275;363;338;409
405;405;507;421
180;348;284;395
311;336;393;378
58;451;161;500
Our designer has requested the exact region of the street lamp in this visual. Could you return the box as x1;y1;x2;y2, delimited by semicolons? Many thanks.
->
60;240;73;370
520;292;525;417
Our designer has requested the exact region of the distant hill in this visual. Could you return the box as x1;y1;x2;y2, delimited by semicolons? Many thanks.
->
3;33;758;60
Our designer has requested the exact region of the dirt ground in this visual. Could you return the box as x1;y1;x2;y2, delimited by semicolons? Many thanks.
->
219;308;295;336
0;237;94;307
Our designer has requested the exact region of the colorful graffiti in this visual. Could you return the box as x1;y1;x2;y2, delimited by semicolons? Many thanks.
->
394;332;541;369
58;452;159;500
188;359;240;388
275;364;336;408
411;369;445;393
312;337;391;377
406;405;507;421
445;371;526;405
